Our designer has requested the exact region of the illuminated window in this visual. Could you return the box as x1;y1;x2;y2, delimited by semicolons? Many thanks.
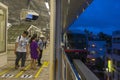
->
90;51;96;54
0;9;6;52
99;48;103;51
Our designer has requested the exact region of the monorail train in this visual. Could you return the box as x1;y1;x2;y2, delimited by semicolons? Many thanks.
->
64;29;88;63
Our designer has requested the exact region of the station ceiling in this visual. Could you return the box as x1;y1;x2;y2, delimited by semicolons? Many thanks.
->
0;0;50;28
0;0;93;30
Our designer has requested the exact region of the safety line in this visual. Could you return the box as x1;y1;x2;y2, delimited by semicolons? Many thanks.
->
0;66;14;76
15;64;31;78
43;61;49;67
34;62;45;78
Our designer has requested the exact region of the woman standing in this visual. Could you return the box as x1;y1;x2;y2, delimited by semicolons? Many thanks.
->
29;35;40;69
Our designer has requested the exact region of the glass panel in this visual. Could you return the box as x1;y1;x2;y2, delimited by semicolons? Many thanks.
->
0;9;6;52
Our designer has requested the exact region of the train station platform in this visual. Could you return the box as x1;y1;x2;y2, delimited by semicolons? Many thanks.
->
0;44;50;80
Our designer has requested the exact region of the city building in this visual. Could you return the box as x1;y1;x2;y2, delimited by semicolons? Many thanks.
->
87;40;106;79
88;40;106;59
111;30;120;80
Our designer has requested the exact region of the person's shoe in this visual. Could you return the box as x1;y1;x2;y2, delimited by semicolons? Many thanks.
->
15;65;19;69
38;63;42;66
15;66;18;69
20;67;26;71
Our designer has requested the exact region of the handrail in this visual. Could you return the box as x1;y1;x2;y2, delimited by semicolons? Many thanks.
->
73;59;99;80
62;51;81;80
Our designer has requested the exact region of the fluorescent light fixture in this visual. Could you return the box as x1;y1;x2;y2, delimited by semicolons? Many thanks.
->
45;2;49;10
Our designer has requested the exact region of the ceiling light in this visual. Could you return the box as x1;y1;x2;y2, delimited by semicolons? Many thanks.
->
45;2;49;10
48;12;50;15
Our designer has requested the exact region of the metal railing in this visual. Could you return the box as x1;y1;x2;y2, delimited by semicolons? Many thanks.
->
62;50;99;80
62;51;81;80
73;59;99;80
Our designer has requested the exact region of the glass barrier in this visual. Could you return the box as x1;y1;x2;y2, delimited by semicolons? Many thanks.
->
62;50;81;80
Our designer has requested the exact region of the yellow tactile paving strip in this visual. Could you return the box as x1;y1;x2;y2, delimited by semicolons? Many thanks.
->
0;44;50;80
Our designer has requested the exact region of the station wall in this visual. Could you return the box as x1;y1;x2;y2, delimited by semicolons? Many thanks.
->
0;2;8;67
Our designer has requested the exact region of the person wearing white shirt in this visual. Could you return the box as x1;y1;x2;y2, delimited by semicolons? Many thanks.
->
14;31;29;70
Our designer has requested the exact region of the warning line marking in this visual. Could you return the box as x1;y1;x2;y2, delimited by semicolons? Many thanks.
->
1;73;14;78
43;61;49;67
15;64;31;78
34;62;46;78
0;66;14;76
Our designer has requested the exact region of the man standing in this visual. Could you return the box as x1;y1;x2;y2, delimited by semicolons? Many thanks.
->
14;31;29;70
38;37;44;66
44;39;47;49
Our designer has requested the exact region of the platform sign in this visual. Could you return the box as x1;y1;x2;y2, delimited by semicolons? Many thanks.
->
21;74;32;78
1;73;14;78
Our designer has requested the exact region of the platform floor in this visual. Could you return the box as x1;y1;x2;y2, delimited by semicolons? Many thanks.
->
0;44;50;80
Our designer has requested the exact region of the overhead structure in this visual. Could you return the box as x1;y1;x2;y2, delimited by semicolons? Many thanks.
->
0;0;50;27
61;0;93;31
20;9;39;21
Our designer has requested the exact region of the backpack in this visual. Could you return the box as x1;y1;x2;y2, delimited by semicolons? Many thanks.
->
19;35;21;40
18;35;21;41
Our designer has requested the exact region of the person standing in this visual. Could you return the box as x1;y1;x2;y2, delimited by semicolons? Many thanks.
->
14;31;29;70
29;35;40;69
37;38;44;66
44;39;47;49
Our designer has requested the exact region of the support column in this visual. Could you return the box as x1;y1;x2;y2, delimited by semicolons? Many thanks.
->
50;0;62;80
55;0;62;80
49;0;56;80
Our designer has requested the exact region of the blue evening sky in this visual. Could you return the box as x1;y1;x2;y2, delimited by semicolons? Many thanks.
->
69;0;120;35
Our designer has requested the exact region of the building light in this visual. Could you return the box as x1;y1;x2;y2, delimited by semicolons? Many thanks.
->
92;44;95;48
84;48;86;50
99;48;103;51
106;68;108;72
90;51;96;54
91;58;95;61
45;2;49;10
108;60;112;72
